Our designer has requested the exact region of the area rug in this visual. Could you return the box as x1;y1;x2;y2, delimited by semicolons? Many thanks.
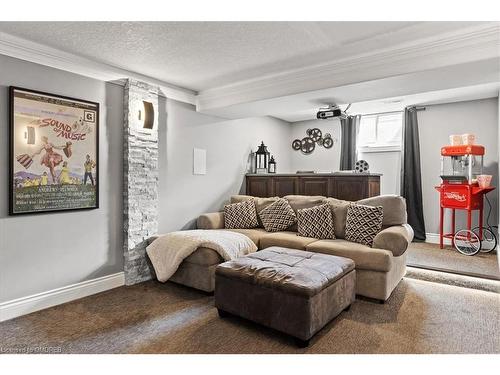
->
407;242;499;280
0;277;498;354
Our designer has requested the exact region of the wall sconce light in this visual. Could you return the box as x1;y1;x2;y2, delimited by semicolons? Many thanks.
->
24;126;36;145
138;101;154;130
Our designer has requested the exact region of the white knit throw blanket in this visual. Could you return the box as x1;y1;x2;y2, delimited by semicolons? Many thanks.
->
146;230;257;282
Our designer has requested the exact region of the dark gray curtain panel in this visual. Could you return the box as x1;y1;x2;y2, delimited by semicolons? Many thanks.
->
340;115;360;170
401;107;426;241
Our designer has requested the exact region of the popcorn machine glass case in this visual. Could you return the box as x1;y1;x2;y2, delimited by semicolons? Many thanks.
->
435;145;495;255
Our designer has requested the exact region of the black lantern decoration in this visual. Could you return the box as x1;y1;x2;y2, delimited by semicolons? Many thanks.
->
268;155;276;173
255;141;270;174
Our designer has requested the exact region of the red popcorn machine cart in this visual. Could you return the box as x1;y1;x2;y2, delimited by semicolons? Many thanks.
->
435;145;496;255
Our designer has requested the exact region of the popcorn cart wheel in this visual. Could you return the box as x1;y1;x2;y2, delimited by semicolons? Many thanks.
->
453;229;481;256
472;225;497;253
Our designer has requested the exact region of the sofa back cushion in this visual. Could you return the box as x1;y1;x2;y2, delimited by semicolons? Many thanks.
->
297;204;335;240
284;195;326;231
224;200;259;229
324;197;350;239
357;195;407;226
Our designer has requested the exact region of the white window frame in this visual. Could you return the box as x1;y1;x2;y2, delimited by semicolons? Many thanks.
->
357;111;403;153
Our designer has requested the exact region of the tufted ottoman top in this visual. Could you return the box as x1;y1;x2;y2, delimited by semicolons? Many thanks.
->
215;246;354;297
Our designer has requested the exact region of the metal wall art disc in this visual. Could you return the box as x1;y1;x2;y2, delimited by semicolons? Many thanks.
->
309;128;322;142
292;128;337;154
301;137;315;154
354;159;370;173
323;137;334;149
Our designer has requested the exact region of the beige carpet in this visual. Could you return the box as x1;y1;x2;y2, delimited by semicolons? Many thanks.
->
1;278;499;354
407;242;499;280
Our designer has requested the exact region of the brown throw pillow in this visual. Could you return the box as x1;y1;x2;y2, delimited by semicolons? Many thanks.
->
230;195;280;227
345;203;383;247
258;198;297;232
284;195;326;232
224;200;259;229
297;204;335;239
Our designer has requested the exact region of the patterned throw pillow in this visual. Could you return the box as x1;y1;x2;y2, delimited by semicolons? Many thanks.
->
224;200;259;229
345;204;383;247
258;198;297;232
297;204;335;239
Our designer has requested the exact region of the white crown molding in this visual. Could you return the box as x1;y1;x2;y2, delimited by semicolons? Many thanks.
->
0;272;125;322
196;23;500;112
0;32;196;105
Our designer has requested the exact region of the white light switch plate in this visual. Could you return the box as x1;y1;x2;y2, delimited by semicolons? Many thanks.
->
193;148;206;175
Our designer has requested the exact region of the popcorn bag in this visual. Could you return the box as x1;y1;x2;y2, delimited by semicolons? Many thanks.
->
449;133;476;146
477;175;492;188
449;135;462;146
461;133;475;145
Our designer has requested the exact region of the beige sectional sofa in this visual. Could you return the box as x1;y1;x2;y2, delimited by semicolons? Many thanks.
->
171;194;413;302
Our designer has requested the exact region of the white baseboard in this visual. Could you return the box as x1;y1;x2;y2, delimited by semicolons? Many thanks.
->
0;272;125;322
425;232;452;246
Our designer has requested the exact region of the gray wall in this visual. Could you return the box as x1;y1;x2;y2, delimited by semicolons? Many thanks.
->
284;99;499;236
289;119;400;195
290;119;341;173
0;55;124;303
419;98;499;234
157;99;292;233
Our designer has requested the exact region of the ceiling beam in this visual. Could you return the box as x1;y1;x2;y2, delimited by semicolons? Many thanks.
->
196;23;500;113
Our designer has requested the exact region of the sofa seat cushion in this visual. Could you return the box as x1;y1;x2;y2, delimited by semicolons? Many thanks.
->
183;247;224;266
306;239;393;272
216;246;355;297
260;231;319;250
223;228;269;247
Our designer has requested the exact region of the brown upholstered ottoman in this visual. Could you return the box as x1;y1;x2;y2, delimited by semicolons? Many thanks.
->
215;246;356;347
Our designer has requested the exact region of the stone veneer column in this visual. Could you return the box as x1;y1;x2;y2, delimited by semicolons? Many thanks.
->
123;79;160;285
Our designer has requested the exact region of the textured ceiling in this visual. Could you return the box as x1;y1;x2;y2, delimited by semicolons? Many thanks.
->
0;21;487;91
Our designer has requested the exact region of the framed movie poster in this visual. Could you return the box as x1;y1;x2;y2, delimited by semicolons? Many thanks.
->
9;87;99;215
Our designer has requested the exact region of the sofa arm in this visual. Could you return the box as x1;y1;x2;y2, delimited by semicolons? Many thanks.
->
373;224;414;256
197;212;225;229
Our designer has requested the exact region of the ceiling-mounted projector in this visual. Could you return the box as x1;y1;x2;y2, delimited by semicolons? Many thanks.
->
316;104;350;120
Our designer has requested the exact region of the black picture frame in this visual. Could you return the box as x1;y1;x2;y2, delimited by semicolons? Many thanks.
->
9;86;100;215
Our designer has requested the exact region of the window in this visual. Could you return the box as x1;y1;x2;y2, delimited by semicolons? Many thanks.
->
357;112;403;152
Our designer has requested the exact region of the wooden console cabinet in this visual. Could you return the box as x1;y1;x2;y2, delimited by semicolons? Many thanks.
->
246;173;381;201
